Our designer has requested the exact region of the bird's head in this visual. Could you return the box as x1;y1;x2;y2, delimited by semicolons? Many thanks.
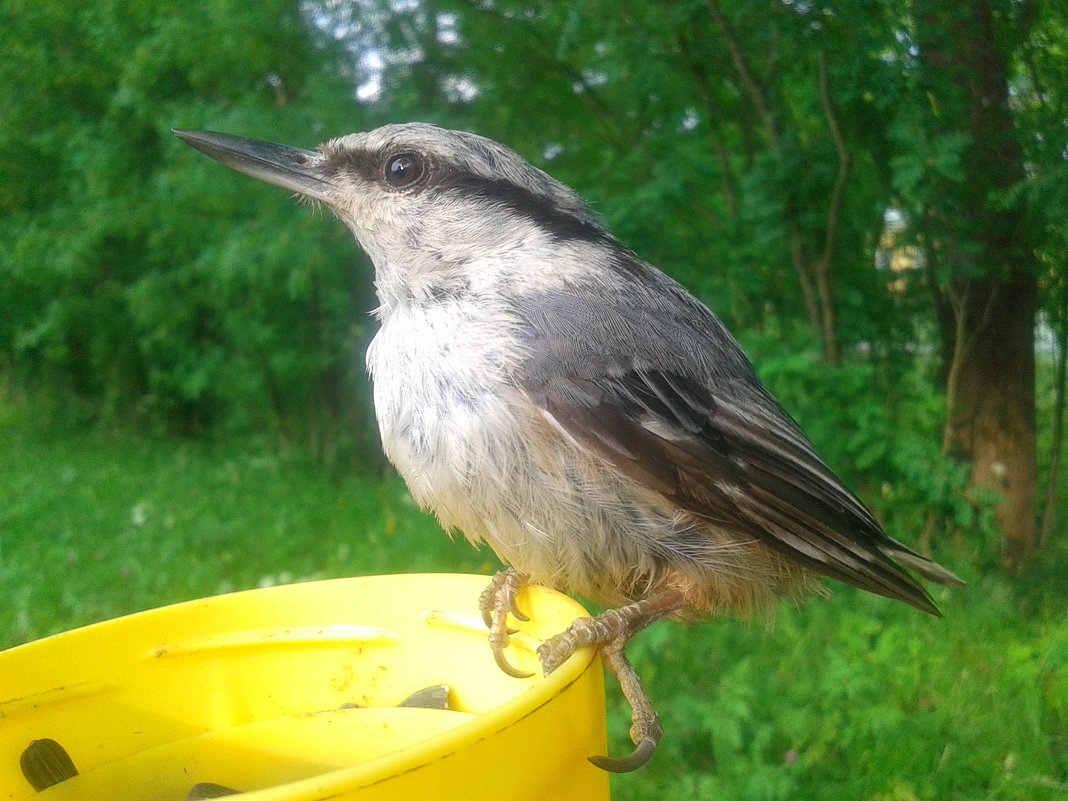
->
174;124;609;306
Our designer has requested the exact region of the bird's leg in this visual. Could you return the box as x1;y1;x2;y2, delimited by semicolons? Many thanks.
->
537;588;686;772
479;568;533;679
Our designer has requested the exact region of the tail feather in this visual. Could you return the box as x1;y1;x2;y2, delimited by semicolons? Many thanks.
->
881;541;967;588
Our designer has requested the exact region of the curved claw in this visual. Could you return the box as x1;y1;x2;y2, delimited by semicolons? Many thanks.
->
587;738;659;773
508;593;530;622
492;645;534;679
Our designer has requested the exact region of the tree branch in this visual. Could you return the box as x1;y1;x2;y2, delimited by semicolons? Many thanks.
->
814;49;850;364
705;0;781;150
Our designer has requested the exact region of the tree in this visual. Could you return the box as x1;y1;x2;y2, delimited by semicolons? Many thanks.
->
905;0;1040;566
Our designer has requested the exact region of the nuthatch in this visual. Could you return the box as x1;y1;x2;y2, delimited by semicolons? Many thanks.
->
175;123;964;772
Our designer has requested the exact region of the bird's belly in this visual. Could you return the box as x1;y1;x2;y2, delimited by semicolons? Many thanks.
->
365;306;798;611
369;320;674;602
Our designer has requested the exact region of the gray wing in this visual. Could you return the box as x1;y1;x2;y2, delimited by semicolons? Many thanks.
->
516;255;961;614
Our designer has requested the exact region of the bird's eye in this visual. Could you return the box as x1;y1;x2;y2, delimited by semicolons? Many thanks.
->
384;152;426;188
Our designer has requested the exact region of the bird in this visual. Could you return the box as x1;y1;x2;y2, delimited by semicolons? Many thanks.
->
174;123;965;772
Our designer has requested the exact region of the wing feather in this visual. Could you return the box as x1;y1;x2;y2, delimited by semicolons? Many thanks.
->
526;368;956;614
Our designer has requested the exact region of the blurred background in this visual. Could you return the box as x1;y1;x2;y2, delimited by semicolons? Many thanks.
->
0;1;1065;798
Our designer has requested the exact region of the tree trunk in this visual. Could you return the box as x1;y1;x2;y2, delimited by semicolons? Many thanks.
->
914;0;1039;566
942;276;1037;566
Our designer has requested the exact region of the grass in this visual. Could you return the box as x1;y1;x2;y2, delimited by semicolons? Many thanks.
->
0;421;500;646
1;409;1065;800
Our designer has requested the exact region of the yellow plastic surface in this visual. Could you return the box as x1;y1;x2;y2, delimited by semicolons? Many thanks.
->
0;574;610;800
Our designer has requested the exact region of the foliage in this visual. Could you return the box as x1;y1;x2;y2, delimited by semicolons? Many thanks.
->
0;0;381;462
618;579;1067;801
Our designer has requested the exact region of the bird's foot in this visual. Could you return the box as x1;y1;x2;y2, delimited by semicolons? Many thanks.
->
536;589;686;772
479;568;533;678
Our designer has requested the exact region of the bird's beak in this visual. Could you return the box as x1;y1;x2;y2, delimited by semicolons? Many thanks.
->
173;129;335;202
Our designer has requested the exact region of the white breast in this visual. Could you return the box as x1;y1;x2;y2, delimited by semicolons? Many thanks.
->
365;298;529;533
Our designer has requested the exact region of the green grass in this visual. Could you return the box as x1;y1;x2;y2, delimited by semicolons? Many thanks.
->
0;419;498;646
1;410;1065;800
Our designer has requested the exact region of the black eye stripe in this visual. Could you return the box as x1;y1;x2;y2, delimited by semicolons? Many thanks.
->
324;147;605;243
384;152;426;188
435;171;608;244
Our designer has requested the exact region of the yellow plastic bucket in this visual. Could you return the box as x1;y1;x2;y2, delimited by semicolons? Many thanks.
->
0;574;610;800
